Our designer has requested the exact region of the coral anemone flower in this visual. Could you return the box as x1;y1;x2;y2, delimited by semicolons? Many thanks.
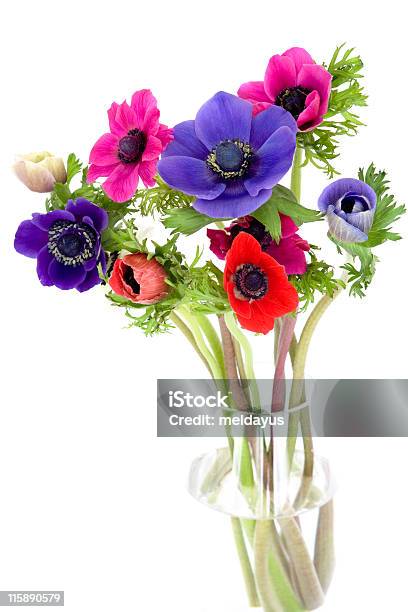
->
88;89;173;203
208;214;310;275
238;47;332;131
109;253;169;304
224;233;299;334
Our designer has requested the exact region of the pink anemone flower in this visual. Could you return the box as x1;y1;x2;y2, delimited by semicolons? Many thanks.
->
87;89;173;202
238;47;332;131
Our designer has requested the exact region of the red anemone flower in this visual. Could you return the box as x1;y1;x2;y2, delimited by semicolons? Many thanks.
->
224;232;299;334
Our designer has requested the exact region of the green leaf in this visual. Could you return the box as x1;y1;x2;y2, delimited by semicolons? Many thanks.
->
66;153;83;185
53;182;71;203
331;237;377;297
252;199;282;241
358;164;406;248
162;207;218;236
252;185;321;241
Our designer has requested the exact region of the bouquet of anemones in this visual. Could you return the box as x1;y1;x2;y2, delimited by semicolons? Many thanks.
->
13;45;405;611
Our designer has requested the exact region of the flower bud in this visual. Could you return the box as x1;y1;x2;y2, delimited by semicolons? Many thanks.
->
13;152;67;193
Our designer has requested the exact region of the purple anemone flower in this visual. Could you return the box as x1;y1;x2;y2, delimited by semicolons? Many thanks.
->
14;198;108;291
158;91;297;218
318;178;377;243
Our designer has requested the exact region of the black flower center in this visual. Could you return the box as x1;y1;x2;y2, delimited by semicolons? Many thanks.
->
340;196;356;214
340;194;369;214
234;263;268;300
215;142;244;171
275;87;311;120
118;129;147;164
48;220;98;266
230;218;273;250
58;233;83;257
123;265;140;294
207;139;252;179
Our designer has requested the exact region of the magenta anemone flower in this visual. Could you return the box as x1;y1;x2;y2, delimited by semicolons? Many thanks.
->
207;214;310;275
238;47;332;131
158;92;297;219
87;89;173;203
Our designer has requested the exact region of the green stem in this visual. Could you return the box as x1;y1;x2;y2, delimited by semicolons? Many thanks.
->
224;311;262;411
173;309;259;605
169;312;212;376
290;145;303;202
231;517;260;607
287;289;344;466
178;307;224;379
195;313;227;378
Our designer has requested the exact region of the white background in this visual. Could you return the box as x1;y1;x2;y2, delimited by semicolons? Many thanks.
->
1;1;408;610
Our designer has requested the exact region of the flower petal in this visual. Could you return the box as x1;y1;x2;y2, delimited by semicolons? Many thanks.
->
36;246;54;286
156;123;174;150
237;308;275;334
264;54;297;100
139;160;157;187
115;101;138;133
194;182;272;219
249;104;298;151
102;163;140;203
297;90;321;130
131;89;159;133
108;102;127;137
66;198;109;232
283;47;315;73
318;178;377;213
158;156;225;200
86;163;118;183
195;92;252;150
280;214;299;239
76;266;102;293
326;209;369;243
48;260;87;290
142;135;163;161
14;220;48;258
31;209;75;231
161;120;208;160
347;209;376;235
266;236;308;275
297;64;331;115
244;126;296;196
238;81;270;104
89;133;119;166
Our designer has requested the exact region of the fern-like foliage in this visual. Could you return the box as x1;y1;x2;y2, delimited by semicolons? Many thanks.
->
134;176;194;216
358;164;406;247
291;248;345;311
298;44;367;177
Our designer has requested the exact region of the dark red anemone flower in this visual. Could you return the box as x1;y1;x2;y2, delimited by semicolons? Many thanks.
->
224;232;299;334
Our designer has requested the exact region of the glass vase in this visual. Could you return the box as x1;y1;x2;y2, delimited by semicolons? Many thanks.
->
188;406;335;612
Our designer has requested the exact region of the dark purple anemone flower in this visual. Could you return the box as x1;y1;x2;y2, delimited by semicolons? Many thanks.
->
14;198;108;292
318;178;377;243
158;92;297;218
